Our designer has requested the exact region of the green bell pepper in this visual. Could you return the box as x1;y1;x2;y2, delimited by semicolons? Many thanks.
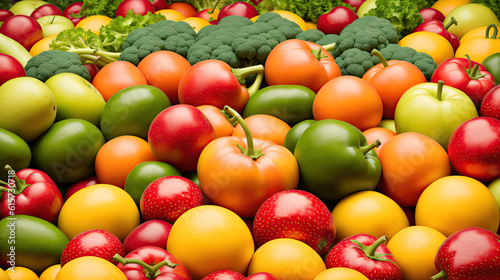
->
0;128;31;181
282;119;316;153
242;85;316;126
482;52;500;85
294;119;381;202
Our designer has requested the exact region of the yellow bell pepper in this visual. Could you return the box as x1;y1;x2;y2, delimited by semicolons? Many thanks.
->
455;24;500;63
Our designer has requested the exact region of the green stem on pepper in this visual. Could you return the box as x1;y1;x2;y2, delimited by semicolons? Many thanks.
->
112;254;178;279
232;64;265;96
485;24;498;39
359;140;381;155
223;105;265;160
0;165;29;195
371;49;389;68
443;17;458;30
465;54;486;80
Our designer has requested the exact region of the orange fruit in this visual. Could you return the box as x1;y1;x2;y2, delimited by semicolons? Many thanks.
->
415;175;500;236
181;17;211;33
55;256;126;280
167;205;254;280
399;31;454;65
0;269;9;280
30;33;58;56
248;238;326;280
313;268;369;280
155;9;186;21
57;184;140;241
75;15;112;35
362;127;396;156
40;264;61;280
332;191;409;242
431;0;470;17
232;115;291;145
92;61;148;101
387;226;447;280
5;267;38;280
94;135;157;188
167;2;197;18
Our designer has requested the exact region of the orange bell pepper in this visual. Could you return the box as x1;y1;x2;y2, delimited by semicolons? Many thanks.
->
197;106;299;218
455;24;500;63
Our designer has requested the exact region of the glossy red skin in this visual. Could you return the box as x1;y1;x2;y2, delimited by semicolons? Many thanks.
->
83;64;99;82
195;9;218;21
115;0;156;17
342;0;365;12
178;60;251;113
251;0;262;5
151;0;168;11
317;6;358;35
448;117;500;182
218;1;258;20
412;19;452;42
0;168;62;224
60;229;126;266
450;33;460;53
434;227;500;279
419;8;446;22
245;272;278;280
30;4;63;20
123;219;172;254
117;246;191;280
140;176;205;223
430;58;496;107
202;270;245;280
480;84;500;119
64;175;99;201
253;190;336;256
148;104;216;172
0;9;14;22
0;53;26;86
63;2;85;25
0;15;43;50
325;234;401;280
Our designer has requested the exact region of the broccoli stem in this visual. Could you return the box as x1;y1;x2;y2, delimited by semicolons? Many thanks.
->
66;48;120;67
321;43;336;53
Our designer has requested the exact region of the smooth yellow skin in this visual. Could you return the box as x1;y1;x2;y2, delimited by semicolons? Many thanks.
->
0;269;10;280
313;268;369;280
55;256;126;280
5;267;39;280
248;238;326;280
399;31;454;66
39;264;61;280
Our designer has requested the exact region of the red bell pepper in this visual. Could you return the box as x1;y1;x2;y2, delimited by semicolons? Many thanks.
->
412;17;460;52
0;165;63;224
114;246;191;280
430;55;496;108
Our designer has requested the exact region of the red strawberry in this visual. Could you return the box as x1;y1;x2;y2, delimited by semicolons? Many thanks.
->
60;229;126;265
201;270;246;280
140;176;205;224
253;189;336;255
325;234;402;280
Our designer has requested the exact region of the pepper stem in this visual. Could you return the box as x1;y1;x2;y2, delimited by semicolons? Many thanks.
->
112;254;178;279
371;49;389;68
485;24;498;39
436;80;444;101
350;236;397;266
232;65;265;96
430;270;447;280
359;140;381;155
2;165;29;195
223;106;265;160
443;17;458;30
465;54;486;80
311;45;331;61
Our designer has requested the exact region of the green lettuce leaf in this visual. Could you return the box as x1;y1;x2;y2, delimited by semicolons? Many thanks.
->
76;0;123;18
307;0;355;23
99;10;166;52
256;0;354;23
364;0;424;38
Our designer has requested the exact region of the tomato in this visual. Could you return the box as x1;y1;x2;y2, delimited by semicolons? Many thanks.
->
166;2;197;18
232;114;291;145
313;76;383;131
197;105;235;138
92;61;148;101
94;135;157;189
362;127;396;156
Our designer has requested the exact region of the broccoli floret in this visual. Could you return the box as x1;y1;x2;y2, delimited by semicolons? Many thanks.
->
333;16;399;57
256;12;303;40
316;34;339;46
376;44;437;81
296;29;326;43
119;20;197;65
217;15;254;28
24;50;90;82
334;48;379;78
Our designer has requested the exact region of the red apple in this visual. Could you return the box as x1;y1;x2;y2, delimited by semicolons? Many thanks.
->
245;273;278;280
202;270;245;280
140;176;205;223
30;4;62;20
64;175;99;201
217;1;258;21
0;53;26;86
419;8;446;22
0;9;13;22
342;0;366;12
151;0;168;11
253;189;336;256
432;227;500;279
83;64;99;82
448;117;500;183
60;229;126;266
195;8;218;22
123;219;173;254
63;2;85;25
317;6;359;35
0;15;43;50
481;84;500;119
115;0;156;17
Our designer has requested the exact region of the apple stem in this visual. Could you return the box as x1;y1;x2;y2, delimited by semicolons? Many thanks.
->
112;254;178;279
436;80;444;101
485;24;498;39
223;106;265;160
359;140;381;156
430;270;447;280
443;17;458;30
371;49;389;68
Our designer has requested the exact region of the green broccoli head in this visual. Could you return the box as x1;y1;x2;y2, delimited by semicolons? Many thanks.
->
188;28;241;67
119;20;196;65
296;29;326;43
334;48;379;78
256;12;303;39
24;50;91;83
376;44;437;81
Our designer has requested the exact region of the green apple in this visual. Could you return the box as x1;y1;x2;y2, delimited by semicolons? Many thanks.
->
378;119;396;133
36;15;74;38
9;0;49;16
0;77;56;142
357;0;376;17
45;73;105;127
445;4;500;39
394;81;478;149
488;178;500;212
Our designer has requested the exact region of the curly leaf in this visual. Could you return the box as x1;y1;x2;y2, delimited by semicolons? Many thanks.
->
365;0;424;38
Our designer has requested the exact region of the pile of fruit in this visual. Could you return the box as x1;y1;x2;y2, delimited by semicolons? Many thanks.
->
1;0;500;279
